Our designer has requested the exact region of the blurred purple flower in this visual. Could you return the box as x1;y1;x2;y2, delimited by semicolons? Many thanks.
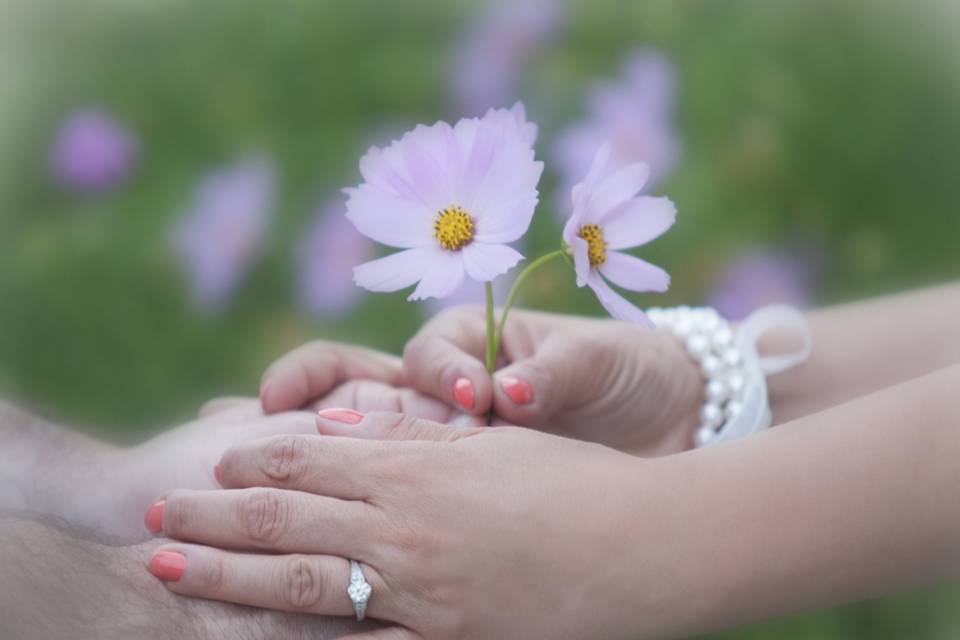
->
707;249;819;322
450;0;566;115
297;198;374;318
172;156;275;313
49;107;139;192
552;49;680;211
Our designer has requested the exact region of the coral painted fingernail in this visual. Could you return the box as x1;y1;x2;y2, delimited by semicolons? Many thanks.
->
213;464;222;484
453;377;475;411
150;551;186;582
144;499;165;534
317;408;364;424
500;377;534;405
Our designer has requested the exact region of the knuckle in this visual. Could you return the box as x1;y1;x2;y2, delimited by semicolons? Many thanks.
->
165;492;192;535
237;489;289;546
280;555;326;610
262;435;308;483
197;554;226;591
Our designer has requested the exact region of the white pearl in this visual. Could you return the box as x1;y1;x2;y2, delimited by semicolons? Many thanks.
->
647;308;664;324
727;372;746;396
701;402;724;427
722;347;743;368
706;379;729;403
674;318;693;338
695;426;716;447
700;355;722;378
725;400;744;420
686;334;710;358
712;327;733;349
701;314;721;333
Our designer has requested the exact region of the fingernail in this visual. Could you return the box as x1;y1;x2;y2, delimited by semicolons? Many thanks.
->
150;551;186;582
144;499;165;534
317;408;364;424
213;464;222;484
453;377;475;411
500;377;534;405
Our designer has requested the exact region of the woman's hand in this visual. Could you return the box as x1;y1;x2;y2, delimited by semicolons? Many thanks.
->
405;306;703;455
120;345;477;540
144;410;654;640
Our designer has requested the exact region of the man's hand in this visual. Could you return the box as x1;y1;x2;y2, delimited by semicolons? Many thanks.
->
0;513;370;639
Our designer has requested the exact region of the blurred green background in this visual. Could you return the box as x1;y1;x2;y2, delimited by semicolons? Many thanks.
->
1;1;958;637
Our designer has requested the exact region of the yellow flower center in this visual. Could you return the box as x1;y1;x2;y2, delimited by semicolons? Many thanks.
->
577;223;607;267
434;205;475;251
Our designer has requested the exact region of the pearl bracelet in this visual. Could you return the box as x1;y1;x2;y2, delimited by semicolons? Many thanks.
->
648;304;813;448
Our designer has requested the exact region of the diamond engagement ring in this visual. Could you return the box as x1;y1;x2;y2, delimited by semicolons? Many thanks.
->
347;559;372;621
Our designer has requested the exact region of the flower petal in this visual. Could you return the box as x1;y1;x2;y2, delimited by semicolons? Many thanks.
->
408;249;466;300
461;242;524;281
473;192;539;243
566;234;591;288
602;196;676;249
345;185;434;248
599;251;670;293
588;162;649;218
353;247;433;293
586;271;653;326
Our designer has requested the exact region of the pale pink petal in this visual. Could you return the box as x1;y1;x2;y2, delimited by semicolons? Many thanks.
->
599;251;670;293
473;191;539;243
588;162;649;218
461;242;524;281
602;196;676;249
345;185;433;248
566;234;591;287
353;247;434;293
586;271;653;326
408;250;466;300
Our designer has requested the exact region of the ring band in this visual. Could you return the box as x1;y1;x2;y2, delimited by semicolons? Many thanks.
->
347;559;372;621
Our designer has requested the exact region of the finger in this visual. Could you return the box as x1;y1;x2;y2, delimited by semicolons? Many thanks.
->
490;332;587;427
149;544;395;622
402;307;492;415
158;487;374;558
316;410;481;443
338;627;420;640
199;396;260;418
217;433;395;499
239;411;321;439
261;342;403;414
309;379;468;424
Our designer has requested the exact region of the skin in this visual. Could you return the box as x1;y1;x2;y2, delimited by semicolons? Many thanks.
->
263;310;704;456
0;346;470;541
151;364;960;639
0;514;370;639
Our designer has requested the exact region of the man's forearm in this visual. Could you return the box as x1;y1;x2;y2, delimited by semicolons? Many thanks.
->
763;282;960;423
0;400;123;530
629;363;960;638
0;513;368;639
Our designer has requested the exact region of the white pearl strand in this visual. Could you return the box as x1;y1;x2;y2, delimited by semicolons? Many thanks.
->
646;306;748;447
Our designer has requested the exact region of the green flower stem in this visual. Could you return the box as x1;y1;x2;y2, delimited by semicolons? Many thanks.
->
484;281;497;375
483;248;568;378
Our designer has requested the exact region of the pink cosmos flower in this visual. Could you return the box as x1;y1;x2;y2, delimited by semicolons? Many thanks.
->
172;156;274;313
450;0;566;114
297;198;374;318
707;248;819;321
552;48;679;212
49;107;139;193
347;103;542;301
562;143;675;325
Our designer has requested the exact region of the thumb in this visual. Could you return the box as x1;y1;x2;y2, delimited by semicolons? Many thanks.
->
316;409;482;442
491;333;586;427
402;309;494;416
